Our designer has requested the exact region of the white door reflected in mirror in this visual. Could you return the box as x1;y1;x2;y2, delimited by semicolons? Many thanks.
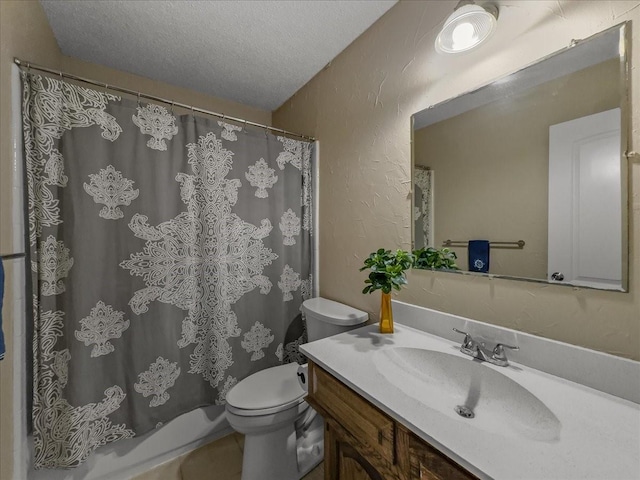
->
548;108;622;290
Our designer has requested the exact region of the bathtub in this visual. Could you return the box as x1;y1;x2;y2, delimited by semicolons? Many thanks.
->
28;406;232;480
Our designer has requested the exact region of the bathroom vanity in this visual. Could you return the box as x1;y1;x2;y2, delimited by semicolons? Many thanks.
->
307;361;476;479
300;301;640;480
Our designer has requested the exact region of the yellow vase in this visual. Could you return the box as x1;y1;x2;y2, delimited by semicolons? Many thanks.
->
379;292;394;334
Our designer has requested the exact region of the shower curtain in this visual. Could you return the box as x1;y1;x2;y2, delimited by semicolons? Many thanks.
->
22;72;313;469
414;168;433;249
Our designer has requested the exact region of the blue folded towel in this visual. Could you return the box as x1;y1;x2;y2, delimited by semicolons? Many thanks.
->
0;260;5;360
468;240;490;273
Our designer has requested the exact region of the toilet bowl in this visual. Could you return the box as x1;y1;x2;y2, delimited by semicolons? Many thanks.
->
225;297;368;480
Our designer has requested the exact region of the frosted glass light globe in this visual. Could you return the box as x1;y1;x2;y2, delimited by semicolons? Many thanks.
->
435;3;498;54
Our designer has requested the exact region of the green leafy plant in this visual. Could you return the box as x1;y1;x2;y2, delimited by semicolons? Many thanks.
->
360;249;415;294
412;247;459;270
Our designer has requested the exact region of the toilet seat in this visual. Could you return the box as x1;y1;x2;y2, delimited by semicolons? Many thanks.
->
226;398;307;417
226;363;306;417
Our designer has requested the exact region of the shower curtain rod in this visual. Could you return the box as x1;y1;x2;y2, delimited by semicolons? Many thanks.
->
14;58;316;142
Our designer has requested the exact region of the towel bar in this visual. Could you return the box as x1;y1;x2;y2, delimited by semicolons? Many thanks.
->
442;240;525;249
0;253;26;260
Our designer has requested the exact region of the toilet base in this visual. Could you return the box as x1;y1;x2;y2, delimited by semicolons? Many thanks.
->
241;422;299;480
231;406;324;480
296;413;324;477
240;417;324;480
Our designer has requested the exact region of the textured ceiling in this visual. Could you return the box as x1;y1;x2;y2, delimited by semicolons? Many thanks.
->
40;0;397;111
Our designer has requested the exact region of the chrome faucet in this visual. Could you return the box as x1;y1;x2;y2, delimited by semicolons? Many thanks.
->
453;328;519;367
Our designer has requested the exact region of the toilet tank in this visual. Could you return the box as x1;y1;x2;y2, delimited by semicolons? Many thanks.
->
302;297;369;343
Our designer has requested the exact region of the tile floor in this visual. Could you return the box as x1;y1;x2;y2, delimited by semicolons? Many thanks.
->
133;432;324;480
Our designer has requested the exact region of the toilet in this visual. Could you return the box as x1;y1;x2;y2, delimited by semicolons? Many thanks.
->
225;297;368;480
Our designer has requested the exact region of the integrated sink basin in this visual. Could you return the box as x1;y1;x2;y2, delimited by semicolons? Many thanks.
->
373;347;561;442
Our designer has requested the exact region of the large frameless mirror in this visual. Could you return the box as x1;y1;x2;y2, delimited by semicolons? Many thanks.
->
411;22;629;291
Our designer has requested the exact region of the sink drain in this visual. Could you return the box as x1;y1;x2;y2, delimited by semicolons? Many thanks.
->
454;405;475;419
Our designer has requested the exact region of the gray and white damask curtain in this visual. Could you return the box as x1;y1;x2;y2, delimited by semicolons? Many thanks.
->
414;168;433;249
22;72;313;469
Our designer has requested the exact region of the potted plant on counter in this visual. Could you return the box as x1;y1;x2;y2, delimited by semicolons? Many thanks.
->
360;248;414;334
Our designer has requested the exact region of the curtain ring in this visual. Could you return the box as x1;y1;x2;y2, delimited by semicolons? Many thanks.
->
221;114;226;124
191;106;195;121
170;101;175;115
137;92;141;108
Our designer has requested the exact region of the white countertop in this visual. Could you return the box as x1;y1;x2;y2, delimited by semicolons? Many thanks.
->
300;323;640;480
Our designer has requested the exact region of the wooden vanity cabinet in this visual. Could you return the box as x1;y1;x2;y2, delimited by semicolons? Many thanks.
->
306;361;478;480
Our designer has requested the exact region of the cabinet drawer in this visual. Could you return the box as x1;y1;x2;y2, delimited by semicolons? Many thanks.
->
308;363;395;462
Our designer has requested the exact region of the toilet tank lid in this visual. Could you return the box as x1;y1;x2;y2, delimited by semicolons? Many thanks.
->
302;297;368;326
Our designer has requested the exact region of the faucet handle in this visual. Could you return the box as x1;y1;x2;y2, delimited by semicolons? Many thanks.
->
491;343;519;366
492;343;519;357
452;327;470;340
452;328;475;350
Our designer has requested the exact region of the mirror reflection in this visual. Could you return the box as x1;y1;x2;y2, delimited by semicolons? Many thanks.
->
411;24;628;291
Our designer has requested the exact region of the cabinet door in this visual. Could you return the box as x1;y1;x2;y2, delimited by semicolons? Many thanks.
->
309;363;395;461
325;419;403;480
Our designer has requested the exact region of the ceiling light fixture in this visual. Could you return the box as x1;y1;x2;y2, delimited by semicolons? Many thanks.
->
435;1;498;54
